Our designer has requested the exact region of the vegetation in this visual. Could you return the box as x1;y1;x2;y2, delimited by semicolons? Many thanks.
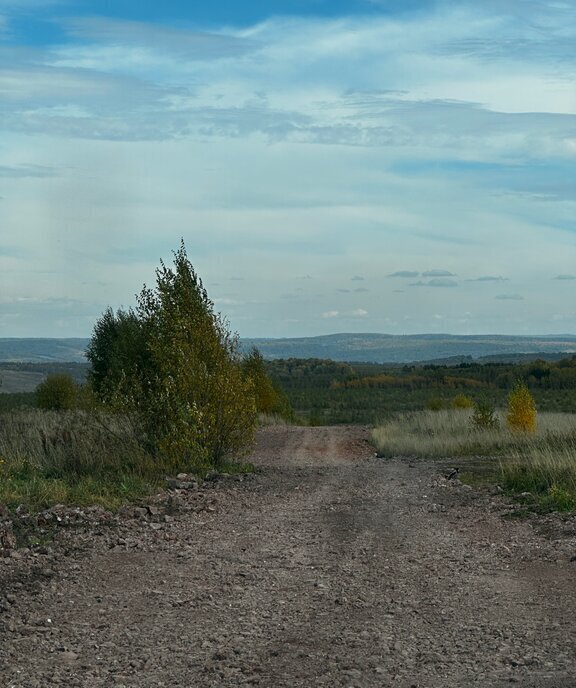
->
471;399;499;430
506;381;537;433
0;410;156;510
265;356;576;425
0;243;285;510
501;444;576;511
372;410;576;511
35;373;79;411
241;348;292;419
4;325;576;512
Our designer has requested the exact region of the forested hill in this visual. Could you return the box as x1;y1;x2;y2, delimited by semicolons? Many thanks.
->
240;333;576;364
2;333;576;364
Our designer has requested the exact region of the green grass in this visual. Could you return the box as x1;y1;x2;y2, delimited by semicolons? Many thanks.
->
372;410;576;512
500;443;576;512
0;409;252;512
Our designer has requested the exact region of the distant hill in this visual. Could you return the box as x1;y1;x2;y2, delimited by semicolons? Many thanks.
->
240;333;576;364
2;333;576;366
0;338;90;363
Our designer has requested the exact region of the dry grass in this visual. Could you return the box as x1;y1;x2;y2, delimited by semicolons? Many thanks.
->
0;409;158;510
0;408;255;511
372;409;576;458
372;410;576;511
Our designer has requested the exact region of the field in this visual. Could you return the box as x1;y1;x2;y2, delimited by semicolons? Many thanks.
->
2;354;576;512
372;409;576;511
265;356;576;424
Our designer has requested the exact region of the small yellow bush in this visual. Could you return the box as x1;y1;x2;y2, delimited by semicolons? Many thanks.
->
507;382;537;433
451;394;474;409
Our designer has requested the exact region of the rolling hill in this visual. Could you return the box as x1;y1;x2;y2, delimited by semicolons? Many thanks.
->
2;333;576;366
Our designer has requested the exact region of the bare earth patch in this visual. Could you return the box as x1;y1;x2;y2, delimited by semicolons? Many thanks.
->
1;425;576;687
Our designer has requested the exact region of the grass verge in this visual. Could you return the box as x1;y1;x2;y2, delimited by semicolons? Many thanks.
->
0;409;253;512
372;410;576;512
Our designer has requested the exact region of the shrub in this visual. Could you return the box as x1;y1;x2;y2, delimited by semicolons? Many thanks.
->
241;347;292;418
426;396;444;411
86;241;257;472
507;381;537;433
451;394;474;409
471;400;499;429
36;374;78;411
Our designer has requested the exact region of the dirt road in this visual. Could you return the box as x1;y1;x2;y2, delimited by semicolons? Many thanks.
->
1;426;576;687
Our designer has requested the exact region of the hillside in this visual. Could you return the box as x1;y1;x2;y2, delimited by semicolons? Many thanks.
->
241;333;576;364
2;334;576;365
0;338;90;363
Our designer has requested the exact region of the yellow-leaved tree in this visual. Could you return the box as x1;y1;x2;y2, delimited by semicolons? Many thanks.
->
506;381;537;433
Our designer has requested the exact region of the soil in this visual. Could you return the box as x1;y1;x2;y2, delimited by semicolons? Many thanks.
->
1;425;576;687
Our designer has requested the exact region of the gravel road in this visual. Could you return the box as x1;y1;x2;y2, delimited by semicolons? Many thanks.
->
1;425;576;687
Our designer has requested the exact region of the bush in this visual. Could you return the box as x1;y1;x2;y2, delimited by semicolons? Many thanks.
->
426;396;444;411
86;241;257;472
36;374;78;411
242;348;292;418
451;394;474;410
471;400;499;430
507;381;537;433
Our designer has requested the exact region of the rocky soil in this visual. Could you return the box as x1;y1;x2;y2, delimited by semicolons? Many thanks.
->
1;425;576;687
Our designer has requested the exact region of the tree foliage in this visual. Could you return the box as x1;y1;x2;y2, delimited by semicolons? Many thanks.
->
471;399;499;429
241;347;291;417
36;374;79;411
507;381;537;433
86;242;257;471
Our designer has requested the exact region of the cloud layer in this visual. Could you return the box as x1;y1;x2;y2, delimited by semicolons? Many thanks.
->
0;0;574;337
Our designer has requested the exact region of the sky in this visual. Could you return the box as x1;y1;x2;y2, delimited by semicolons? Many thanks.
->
0;0;575;339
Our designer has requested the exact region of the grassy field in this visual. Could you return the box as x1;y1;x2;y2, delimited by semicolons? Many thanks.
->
0;408;255;512
3;353;576;513
372;410;576;511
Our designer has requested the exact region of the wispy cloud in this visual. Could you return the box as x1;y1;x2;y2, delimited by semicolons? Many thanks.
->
389;270;419;278
0;163;57;177
422;269;456;277
554;274;576;281
496;294;524;301
59;16;257;61
467;275;508;282
410;278;458;288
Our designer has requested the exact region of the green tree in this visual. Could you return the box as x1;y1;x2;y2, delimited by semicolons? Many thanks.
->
85;307;151;401
86;241;257;471
471;399;499;429
36;374;79;410
241;347;291;416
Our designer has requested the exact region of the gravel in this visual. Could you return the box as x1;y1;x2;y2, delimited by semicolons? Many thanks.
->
1;425;575;687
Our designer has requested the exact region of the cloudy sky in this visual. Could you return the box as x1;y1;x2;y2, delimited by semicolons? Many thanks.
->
1;0;575;338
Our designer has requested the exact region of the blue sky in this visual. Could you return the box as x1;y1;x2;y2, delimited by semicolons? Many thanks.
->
1;0;575;338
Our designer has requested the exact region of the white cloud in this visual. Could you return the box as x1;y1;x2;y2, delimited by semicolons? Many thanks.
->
1;3;575;336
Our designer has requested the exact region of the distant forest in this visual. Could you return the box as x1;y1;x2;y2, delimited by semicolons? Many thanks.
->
265;356;576;424
3;355;576;425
